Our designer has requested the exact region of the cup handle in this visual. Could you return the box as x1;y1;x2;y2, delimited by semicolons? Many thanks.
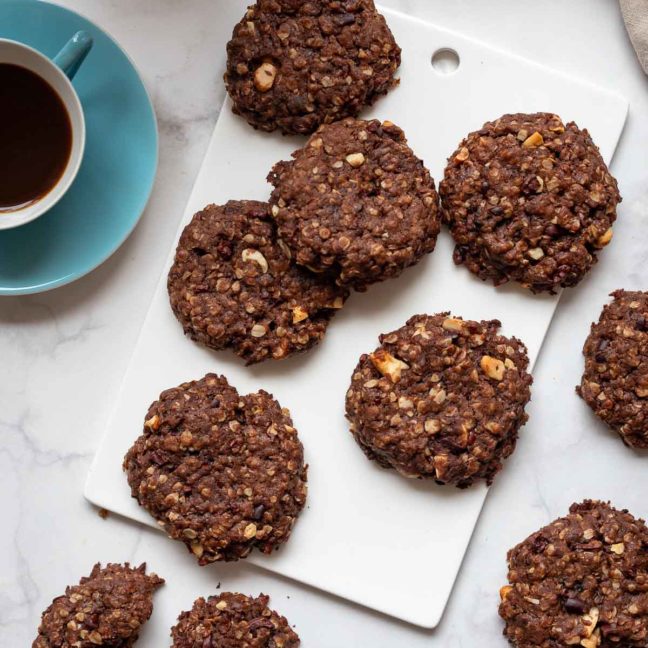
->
53;30;93;80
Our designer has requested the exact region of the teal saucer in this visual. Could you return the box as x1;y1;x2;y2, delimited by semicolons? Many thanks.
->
0;0;158;295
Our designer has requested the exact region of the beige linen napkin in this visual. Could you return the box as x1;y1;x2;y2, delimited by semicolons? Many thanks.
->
620;0;648;73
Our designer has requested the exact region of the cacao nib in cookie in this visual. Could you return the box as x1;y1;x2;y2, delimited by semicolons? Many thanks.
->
440;112;621;293
578;290;648;448
269;118;440;290
224;0;400;135
171;592;300;648
167;200;348;365
499;500;648;648
33;563;163;648
345;313;532;487
123;374;308;564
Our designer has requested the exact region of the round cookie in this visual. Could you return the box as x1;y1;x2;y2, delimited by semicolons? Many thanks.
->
345;313;532;487
499;500;648;648
577;290;648;448
269;118;440;289
224;0;400;135
123;374;307;564
440;112;621;293
33;563;163;648
167;200;348;365
171;592;300;648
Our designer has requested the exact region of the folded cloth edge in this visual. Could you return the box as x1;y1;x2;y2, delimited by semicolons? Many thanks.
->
620;0;648;73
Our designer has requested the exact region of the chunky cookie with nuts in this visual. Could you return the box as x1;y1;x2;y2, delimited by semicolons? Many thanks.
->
171;592;300;647
224;0;400;135
123;374;307;564
577;290;648;448
33;563;163;648
345;313;532;487
269;118;440;290
440;113;621;293
499;500;648;648
167;200;347;365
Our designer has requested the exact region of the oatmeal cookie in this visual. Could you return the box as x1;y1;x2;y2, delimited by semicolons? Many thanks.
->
224;0;400;135
345;313;532;487
33;563;163;648
167;200;347;365
578;290;648;448
123;374;307;564
171;592;300;647
440;112;621;293
499;500;648;648
269;118;440;289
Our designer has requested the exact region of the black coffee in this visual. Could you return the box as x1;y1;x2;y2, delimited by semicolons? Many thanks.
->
0;63;73;212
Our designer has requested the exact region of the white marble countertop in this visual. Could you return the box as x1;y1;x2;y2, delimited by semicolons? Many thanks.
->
2;1;647;646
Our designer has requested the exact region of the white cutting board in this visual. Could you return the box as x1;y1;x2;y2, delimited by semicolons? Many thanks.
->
86;8;627;628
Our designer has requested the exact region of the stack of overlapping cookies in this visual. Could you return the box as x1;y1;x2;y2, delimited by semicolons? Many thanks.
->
33;2;648;647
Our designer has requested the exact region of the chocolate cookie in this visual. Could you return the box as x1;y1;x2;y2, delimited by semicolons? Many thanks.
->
224;0;400;135
269;118;440;289
345;313;532;487
171;592;300;647
123;374;307;564
577;290;648;448
440;113;621;293
167;200;347;365
33;563;163;648
499;500;648;648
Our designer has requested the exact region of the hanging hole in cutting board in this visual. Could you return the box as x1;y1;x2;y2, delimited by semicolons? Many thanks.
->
431;48;460;74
